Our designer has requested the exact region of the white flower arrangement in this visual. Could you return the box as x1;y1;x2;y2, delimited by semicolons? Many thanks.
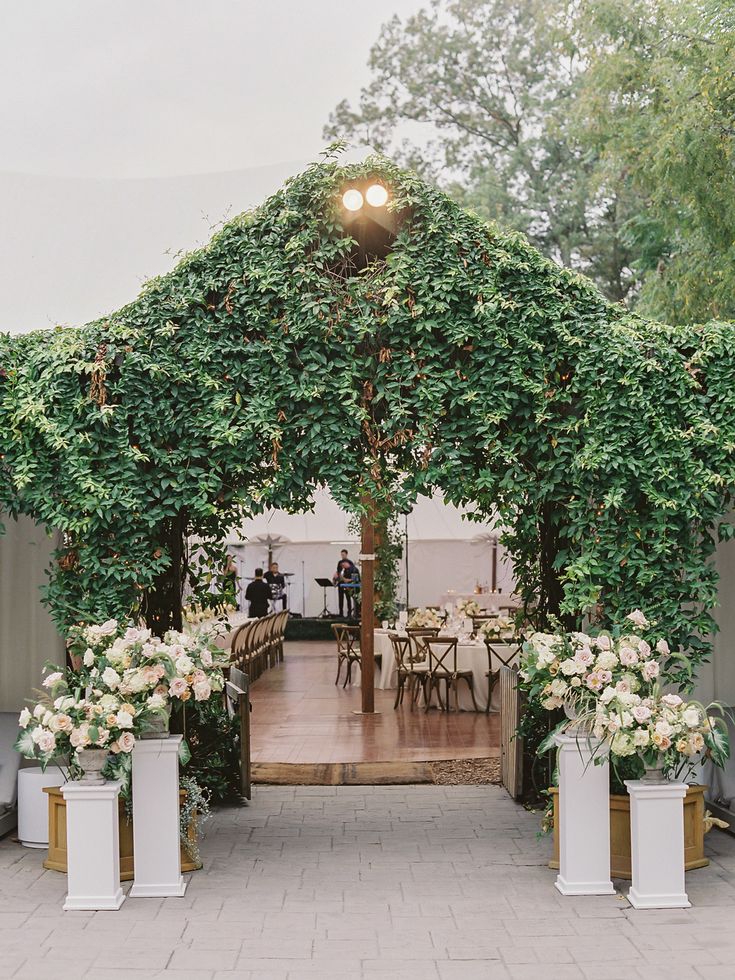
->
15;668;141;772
68;619;227;716
520;610;664;715
406;607;443;629
479;616;516;642
455;598;482;619
592;689;729;777
521;609;731;776
183;602;237;626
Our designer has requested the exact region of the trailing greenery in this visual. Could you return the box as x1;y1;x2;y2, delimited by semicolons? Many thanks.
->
0;153;733;681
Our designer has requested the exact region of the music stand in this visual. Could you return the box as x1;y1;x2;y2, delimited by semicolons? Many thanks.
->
315;578;335;618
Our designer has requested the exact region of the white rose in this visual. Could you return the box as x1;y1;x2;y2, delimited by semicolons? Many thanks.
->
33;704;46;719
655;720;673;738
661;694;683;707
596;651;618;671
116;710;135;729
176;656;195;676
656;639;670;655
18;707;32;727
36;731;57;753
42;671;64;689
146;693;167;710
682;707;701;729
560;659;580;676
118;731;135;752
569;676;582;688
30;726;46;745
626;610;650;629
83;648;95;667
101;667;121;690
633;728;650;747
192;680;212;701
98;619;118;636
600;687;616;705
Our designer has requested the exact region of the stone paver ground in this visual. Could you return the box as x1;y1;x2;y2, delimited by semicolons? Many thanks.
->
2;785;735;979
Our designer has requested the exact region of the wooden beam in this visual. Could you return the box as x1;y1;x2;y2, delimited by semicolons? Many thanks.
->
360;506;376;713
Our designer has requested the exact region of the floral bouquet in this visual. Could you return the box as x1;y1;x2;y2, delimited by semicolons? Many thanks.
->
406;607;443;629
593;689;729;778
520;611;670;719
455;598;482;619
15;667;141;774
479;616;517;642
183;601;237;627
67;619;227;727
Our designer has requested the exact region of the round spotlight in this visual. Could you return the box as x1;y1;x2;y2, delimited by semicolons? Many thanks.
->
365;183;389;207
342;188;364;212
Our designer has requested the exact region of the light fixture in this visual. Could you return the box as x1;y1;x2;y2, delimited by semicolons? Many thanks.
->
342;188;364;211
365;183;388;207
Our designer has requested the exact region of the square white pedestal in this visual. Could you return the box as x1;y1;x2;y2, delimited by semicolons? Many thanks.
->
554;733;615;896
625;779;690;909
62;779;125;911
129;736;187;898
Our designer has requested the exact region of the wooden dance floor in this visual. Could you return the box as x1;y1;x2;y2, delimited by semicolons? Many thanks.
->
249;641;500;783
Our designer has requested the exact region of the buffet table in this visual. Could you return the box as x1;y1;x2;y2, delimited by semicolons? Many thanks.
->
374;629;520;711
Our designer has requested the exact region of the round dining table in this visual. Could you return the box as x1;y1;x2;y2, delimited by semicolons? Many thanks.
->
374;629;520;711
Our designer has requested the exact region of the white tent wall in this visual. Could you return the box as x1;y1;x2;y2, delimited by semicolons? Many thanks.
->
0;515;64;712
226;490;515;617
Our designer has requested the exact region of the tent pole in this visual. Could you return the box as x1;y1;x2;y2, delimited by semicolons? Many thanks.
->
404;514;409;610
360;503;375;713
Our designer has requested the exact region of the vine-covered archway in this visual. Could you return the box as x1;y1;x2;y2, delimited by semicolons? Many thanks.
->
1;152;733;676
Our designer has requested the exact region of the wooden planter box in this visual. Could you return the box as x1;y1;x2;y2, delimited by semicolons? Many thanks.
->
548;784;708;879
43;785;200;881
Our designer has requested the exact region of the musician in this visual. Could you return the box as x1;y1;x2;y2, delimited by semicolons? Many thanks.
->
245;568;271;619
264;561;287;610
333;549;357;617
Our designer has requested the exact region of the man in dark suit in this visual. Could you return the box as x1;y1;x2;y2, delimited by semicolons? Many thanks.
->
245;568;271;618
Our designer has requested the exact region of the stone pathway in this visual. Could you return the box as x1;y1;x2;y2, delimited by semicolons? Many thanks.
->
2;785;735;979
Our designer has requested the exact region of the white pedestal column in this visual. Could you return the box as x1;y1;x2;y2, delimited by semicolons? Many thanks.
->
129;735;186;898
625;780;690;909
61;779;125;911
554;733;615;896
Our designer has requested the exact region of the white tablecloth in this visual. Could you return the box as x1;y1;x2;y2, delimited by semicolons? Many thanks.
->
374;630;519;711
439;592;520;613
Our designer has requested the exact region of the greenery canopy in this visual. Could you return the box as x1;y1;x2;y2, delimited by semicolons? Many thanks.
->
0;154;733;674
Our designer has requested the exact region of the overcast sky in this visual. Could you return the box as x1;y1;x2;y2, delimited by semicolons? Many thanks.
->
1;0;423;178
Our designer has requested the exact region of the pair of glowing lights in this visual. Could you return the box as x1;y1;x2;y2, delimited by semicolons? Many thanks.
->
342;183;389;212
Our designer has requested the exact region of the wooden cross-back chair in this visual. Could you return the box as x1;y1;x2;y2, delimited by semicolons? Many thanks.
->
423;636;479;713
332;623;362;687
484;639;522;714
389;633;429;710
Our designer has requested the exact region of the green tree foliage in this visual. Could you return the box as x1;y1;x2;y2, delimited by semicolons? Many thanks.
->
574;0;735;324
325;0;735;322
0;156;733;680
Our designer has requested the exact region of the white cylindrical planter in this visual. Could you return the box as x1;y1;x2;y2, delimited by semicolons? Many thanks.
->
61;779;125;911
17;766;64;847
129;735;187;898
625;779;690;909
554;733;615;896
